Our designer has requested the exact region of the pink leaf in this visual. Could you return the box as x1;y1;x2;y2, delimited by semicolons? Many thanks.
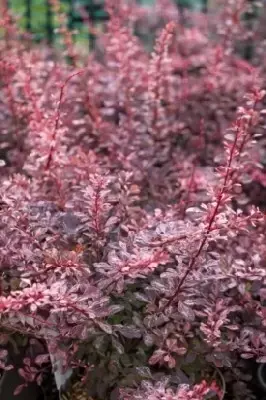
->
149;349;166;365
23;358;31;367
178;301;195;321
14;384;27;396
241;353;254;359
257;356;266;363
0;349;8;359
35;354;50;366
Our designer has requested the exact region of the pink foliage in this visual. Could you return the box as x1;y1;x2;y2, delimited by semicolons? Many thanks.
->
0;1;266;399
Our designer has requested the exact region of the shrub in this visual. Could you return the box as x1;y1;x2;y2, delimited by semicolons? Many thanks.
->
0;1;266;399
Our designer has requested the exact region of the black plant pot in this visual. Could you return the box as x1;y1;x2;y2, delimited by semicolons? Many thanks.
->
257;363;266;393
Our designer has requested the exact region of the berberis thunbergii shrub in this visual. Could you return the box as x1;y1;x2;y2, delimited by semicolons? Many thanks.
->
0;1;266;399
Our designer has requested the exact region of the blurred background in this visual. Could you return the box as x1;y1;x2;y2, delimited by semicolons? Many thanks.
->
6;0;212;46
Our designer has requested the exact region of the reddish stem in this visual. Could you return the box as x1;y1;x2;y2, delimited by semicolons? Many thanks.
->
45;69;85;170
163;110;253;310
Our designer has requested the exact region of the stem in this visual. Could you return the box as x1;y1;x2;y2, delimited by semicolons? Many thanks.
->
45;69;85;170
163;113;251;310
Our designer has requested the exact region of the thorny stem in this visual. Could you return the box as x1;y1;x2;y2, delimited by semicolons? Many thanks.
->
93;181;103;237
163;99;258;310
45;69;85;170
149;234;188;248
149;22;176;137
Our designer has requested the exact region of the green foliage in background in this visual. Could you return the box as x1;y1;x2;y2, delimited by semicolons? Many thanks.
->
178;0;206;9
9;0;207;44
10;0;70;41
